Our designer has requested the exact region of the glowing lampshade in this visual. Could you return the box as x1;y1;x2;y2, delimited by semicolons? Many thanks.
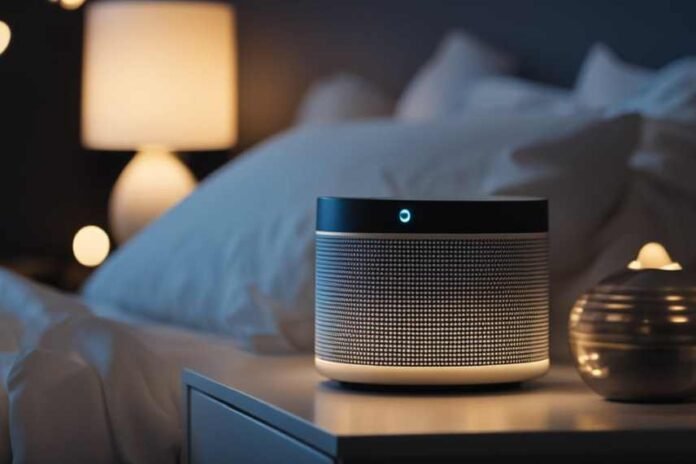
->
82;1;237;150
0;21;11;56
73;226;111;267
81;1;237;243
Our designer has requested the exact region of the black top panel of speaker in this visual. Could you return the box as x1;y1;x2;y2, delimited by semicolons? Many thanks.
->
316;197;548;234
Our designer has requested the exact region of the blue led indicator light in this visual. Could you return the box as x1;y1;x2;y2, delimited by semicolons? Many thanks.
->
399;208;411;223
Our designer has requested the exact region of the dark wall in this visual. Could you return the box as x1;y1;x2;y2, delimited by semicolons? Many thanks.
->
0;0;97;259
236;0;696;143
1;0;696;260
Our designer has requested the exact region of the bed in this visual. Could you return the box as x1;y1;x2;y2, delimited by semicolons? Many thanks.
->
3;1;696;463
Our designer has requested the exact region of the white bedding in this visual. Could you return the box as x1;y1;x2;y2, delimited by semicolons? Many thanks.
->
0;269;260;464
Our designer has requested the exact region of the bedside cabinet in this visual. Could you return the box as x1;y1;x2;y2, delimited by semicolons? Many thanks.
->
184;357;696;464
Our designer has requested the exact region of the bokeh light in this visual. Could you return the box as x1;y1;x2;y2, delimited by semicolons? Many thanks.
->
73;225;111;267
60;0;87;11
0;21;11;56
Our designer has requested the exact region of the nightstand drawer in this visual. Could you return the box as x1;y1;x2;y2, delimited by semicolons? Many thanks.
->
188;389;333;464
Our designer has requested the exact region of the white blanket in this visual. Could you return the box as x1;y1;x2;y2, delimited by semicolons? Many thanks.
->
0;269;257;464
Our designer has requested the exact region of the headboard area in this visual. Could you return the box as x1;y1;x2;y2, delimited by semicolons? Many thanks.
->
234;0;696;146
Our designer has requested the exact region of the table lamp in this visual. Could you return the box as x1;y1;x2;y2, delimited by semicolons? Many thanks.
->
82;0;237;243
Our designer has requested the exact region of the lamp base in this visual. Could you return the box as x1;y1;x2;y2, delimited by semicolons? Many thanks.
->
109;147;196;243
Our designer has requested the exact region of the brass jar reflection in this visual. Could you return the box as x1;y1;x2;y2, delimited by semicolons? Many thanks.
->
569;269;696;402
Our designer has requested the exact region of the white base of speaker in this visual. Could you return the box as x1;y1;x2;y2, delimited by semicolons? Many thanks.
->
315;358;550;385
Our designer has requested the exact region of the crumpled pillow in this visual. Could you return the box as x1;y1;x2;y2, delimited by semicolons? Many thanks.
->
295;73;393;125
396;30;516;121
575;43;654;109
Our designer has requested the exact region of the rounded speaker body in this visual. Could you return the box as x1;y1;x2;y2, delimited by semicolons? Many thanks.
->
315;197;550;385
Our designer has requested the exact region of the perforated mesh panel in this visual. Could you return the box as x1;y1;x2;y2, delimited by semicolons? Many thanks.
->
315;234;549;367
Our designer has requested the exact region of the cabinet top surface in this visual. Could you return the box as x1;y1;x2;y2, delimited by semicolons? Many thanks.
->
184;354;696;439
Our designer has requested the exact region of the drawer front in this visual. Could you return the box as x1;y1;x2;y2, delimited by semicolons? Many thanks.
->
188;390;333;464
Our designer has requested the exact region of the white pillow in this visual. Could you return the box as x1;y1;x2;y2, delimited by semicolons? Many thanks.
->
464;76;578;115
482;113;640;275
295;73;393;125
396;31;516;121
611;58;696;123
575;43;654;108
83;113;636;358
613;58;696;198
630;118;696;199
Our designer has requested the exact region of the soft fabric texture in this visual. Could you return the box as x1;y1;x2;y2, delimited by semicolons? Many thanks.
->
0;270;93;464
482;114;640;275
0;269;257;464
463;76;577;114
632;118;696;195
575;43;654;109
295;73;393;125
611;58;696;123
612;58;696;204
84;112;639;359
396;31;516;121
627;117;696;268
0;355;11;464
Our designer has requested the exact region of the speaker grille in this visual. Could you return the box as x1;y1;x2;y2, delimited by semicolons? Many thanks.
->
315;234;549;367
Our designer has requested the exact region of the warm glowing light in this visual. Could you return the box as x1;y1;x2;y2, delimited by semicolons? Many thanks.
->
590;368;608;378
628;242;682;271
82;1;237;150
73;226;111;267
0;21;11;56
604;303;631;310
605;313;628;323
109;147;196;243
576;351;608;378
60;0;86;10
